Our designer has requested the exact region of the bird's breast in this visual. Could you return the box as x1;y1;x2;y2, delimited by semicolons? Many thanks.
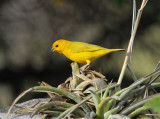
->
63;50;106;63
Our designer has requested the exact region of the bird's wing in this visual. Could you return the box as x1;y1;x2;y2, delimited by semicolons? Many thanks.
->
69;42;106;53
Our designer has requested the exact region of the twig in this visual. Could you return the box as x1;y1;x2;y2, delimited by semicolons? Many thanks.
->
127;64;138;82
117;0;148;85
6;88;33;119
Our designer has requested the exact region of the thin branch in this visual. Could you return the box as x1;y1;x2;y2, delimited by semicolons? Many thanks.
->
140;0;148;10
6;88;33;119
117;0;148;85
127;64;138;82
130;0;136;61
131;0;136;35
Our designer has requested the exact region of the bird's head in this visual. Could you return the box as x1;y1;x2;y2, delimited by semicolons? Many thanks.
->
51;39;68;53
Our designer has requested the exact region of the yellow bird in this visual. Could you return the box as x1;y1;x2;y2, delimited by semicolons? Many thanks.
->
51;39;125;64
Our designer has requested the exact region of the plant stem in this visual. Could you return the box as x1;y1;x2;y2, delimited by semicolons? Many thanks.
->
96;96;119;119
128;106;149;118
117;0;148;85
33;86;90;113
121;93;160;115
6;88;33;119
104;106;120;119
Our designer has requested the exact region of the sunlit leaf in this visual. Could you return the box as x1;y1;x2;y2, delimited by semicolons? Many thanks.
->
145;95;160;114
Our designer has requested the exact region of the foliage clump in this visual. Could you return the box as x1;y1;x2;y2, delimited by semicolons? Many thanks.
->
6;62;160;119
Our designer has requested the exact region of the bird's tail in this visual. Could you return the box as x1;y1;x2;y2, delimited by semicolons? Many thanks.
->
106;49;125;54
109;49;125;52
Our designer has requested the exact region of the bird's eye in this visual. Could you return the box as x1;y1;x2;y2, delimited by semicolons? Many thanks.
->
55;45;58;47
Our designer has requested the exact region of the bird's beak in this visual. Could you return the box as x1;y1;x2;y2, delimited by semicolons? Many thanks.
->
50;48;55;52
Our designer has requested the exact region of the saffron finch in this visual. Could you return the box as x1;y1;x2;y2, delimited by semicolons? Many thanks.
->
51;39;125;64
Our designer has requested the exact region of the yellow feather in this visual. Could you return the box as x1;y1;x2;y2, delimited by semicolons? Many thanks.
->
52;39;125;64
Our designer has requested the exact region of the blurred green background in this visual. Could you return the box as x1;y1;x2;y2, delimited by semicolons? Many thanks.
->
0;0;160;107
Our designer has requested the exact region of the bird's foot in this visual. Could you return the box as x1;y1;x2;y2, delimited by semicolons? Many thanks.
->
80;64;90;72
